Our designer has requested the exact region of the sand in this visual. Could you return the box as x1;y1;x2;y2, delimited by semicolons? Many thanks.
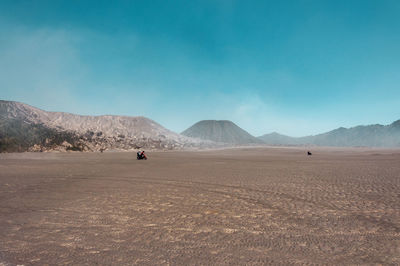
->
0;147;399;265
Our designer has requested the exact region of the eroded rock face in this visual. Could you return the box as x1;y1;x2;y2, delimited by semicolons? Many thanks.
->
29;144;43;152
0;100;213;152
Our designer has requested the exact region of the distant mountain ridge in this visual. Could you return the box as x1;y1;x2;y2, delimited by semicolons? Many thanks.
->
257;132;302;146
259;121;400;147
1;100;399;152
0;100;204;152
181;120;263;145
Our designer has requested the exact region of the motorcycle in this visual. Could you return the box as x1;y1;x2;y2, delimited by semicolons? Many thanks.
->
137;151;147;160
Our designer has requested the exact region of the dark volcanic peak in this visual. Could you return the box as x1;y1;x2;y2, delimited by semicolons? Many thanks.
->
181;120;263;145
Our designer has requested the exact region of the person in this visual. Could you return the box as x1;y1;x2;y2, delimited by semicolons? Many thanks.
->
137;150;147;160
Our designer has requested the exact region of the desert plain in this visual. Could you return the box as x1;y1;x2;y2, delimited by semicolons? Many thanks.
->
0;147;399;265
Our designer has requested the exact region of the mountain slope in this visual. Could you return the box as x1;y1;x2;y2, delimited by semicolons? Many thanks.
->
309;122;400;147
257;132;302;145
0;117;82;152
181;120;263;145
0;100;202;152
258;121;400;147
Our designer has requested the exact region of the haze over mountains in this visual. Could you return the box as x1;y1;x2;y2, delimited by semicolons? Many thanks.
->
1;100;399;152
182;119;400;148
259;121;400;147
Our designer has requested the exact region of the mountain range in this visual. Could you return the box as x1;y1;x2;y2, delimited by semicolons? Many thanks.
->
0;100;206;152
258;121;400;147
1;100;399;152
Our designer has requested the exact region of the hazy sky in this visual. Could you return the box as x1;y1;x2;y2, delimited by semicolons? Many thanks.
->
1;0;399;137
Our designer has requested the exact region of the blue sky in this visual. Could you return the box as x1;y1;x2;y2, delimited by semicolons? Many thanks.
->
1;0;399;136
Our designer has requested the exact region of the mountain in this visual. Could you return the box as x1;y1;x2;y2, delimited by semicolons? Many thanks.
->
258;121;400;147
0;100;203;152
3;100;398;152
309;122;400;147
258;132;302;145
181;120;263;145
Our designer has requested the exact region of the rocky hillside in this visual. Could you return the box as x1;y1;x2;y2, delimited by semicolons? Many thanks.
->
258;120;400;147
182;120;263;145
0;100;204;152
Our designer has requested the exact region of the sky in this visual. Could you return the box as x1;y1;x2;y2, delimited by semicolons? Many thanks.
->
1;0;399;137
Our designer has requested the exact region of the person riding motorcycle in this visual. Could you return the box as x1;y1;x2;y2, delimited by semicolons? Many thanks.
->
137;150;147;160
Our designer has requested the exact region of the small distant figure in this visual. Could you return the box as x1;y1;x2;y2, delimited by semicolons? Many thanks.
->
307;151;312;156
137;150;147;160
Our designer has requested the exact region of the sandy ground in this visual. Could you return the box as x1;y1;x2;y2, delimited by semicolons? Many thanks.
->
0;147;399;265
